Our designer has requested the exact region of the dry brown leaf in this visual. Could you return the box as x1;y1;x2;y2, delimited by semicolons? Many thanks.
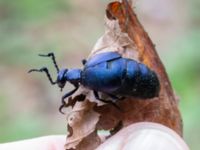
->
65;100;100;149
64;1;182;149
103;0;182;135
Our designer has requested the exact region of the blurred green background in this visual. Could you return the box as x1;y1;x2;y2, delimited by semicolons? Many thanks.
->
0;0;199;149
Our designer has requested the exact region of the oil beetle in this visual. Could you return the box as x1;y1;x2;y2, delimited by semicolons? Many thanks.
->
29;52;160;113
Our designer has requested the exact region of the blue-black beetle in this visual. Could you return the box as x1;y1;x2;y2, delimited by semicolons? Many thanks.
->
29;52;160;112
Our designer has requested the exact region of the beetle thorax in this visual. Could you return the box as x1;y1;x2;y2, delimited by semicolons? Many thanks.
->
66;69;82;84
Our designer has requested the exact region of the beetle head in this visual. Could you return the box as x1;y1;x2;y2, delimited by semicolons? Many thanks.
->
57;69;68;90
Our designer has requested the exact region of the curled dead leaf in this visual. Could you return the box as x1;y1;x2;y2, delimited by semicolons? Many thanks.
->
63;1;182;149
65;100;100;149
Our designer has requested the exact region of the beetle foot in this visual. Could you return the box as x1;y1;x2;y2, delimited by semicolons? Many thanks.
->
59;103;66;114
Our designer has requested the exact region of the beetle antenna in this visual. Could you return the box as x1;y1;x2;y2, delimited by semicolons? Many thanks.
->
39;53;60;73
28;67;57;85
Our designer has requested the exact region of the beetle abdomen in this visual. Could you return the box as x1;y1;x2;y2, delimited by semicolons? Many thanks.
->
117;59;160;98
82;52;160;99
136;63;160;98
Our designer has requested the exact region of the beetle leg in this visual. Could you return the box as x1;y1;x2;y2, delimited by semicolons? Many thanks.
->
106;93;125;101
39;52;60;73
59;85;79;114
110;121;123;136
28;67;56;85
93;91;121;110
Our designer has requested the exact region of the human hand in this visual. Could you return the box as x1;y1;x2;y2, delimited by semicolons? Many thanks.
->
0;123;189;150
0;135;66;150
97;122;189;150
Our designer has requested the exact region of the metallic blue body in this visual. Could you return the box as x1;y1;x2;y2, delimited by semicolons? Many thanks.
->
81;52;160;98
30;51;160;112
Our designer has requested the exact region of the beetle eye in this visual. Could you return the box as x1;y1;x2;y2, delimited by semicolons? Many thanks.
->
58;80;66;88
